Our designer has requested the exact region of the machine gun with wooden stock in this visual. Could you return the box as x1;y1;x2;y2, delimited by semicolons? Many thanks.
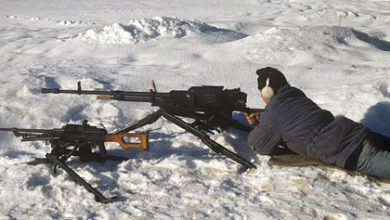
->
0;120;149;203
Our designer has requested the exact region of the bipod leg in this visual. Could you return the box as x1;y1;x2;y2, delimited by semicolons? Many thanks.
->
46;153;113;203
160;111;256;170
53;145;79;174
112;110;162;134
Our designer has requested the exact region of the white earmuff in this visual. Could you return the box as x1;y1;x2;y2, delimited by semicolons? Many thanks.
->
261;78;274;99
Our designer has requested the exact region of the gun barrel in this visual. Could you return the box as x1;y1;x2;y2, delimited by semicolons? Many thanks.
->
41;88;126;95
41;87;171;103
0;128;54;133
0;128;16;132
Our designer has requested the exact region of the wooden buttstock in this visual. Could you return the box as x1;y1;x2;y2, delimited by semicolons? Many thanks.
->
106;132;149;152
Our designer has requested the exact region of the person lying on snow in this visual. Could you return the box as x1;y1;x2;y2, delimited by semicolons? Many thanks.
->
246;67;390;178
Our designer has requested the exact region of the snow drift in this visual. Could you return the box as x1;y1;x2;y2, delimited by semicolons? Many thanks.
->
238;25;390;65
78;16;247;44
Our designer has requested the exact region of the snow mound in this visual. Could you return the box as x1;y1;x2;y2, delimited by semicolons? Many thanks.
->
241;25;390;65
78;17;246;44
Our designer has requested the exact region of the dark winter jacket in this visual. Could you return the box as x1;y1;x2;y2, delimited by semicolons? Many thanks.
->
248;85;368;168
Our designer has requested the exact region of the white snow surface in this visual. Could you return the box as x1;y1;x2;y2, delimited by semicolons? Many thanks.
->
1;0;390;219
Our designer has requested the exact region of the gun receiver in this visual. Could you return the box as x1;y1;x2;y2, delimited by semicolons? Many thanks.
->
0;121;149;203
42;82;262;170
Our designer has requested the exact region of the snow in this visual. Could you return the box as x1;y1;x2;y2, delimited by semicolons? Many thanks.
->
0;0;390;219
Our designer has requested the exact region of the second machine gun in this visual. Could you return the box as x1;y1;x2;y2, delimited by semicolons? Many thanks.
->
0;120;149;203
42;82;263;170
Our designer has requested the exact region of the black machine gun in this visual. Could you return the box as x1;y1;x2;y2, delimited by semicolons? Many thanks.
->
0;120;149;203
42;82;263;170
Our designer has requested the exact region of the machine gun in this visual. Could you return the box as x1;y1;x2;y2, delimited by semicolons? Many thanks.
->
0;120;149;203
42;82;263;170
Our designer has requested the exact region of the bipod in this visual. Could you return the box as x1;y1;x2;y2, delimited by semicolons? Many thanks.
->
27;144;130;203
113;109;256;169
46;153;114;203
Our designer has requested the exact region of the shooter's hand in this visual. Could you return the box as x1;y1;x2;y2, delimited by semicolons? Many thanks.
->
245;112;260;126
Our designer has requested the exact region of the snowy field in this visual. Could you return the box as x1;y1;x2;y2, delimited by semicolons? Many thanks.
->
1;0;390;219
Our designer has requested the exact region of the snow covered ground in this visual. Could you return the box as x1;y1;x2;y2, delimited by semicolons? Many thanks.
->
0;0;390;219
